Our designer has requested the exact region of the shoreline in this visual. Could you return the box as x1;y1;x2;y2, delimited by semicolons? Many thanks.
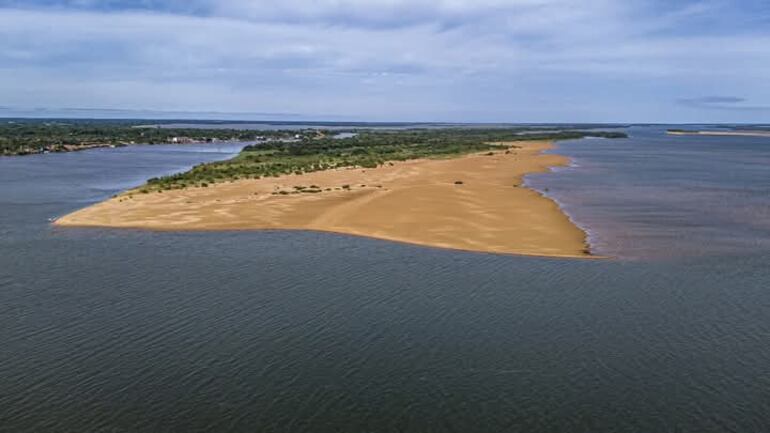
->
2;139;249;157
667;130;770;138
2;142;126;157
54;141;597;259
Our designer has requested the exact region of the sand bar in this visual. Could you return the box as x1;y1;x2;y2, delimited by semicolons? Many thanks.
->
55;141;592;258
668;130;770;138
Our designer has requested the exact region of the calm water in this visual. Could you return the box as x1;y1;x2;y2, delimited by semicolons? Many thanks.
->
528;126;770;259
1;129;769;432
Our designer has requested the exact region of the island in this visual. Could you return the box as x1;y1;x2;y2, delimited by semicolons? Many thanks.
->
54;128;627;258
0;119;309;156
667;128;770;138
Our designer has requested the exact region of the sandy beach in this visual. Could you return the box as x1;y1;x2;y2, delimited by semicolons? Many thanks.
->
55;141;592;258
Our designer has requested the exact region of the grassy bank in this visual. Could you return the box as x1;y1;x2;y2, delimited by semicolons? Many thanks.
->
142;128;626;192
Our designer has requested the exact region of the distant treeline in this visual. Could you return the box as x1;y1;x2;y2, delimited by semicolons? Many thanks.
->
0;119;625;155
0;120;303;156
142;128;626;192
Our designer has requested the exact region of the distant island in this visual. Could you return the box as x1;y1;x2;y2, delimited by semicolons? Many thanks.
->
0;119;311;156
667;129;770;138
54;127;626;258
0;119;627;157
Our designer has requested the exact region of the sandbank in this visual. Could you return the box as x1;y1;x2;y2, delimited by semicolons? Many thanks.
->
55;141;593;258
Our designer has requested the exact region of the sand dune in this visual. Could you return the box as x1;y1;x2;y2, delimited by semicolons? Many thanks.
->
55;141;592;258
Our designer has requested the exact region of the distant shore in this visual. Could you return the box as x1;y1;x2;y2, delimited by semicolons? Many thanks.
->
2;139;240;157
667;129;770;138
3;142;128;156
55;141;594;258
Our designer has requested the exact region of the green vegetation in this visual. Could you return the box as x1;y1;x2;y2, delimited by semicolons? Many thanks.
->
143;128;626;191
1;120;627;192
0;119;310;155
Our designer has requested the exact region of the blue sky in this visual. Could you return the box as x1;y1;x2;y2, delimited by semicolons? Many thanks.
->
1;0;769;122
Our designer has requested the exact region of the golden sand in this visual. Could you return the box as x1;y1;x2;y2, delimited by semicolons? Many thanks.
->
55;141;592;258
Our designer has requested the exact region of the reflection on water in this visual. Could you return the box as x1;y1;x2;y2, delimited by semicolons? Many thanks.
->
1;132;770;432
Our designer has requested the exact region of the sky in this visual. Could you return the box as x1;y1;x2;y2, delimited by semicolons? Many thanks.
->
1;0;769;123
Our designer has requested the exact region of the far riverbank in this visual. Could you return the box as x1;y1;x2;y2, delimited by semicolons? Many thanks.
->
667;129;770;138
55;141;593;258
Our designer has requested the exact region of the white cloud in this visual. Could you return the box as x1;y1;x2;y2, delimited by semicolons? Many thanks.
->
0;1;769;121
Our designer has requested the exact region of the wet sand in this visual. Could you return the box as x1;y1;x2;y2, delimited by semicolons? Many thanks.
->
55;141;592;258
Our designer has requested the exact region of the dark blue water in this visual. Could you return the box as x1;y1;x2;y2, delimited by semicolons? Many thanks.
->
1;130;770;432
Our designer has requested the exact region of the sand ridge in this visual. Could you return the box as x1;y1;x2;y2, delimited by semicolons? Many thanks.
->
54;141;593;258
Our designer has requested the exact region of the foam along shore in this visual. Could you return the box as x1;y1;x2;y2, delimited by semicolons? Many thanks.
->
54;141;593;258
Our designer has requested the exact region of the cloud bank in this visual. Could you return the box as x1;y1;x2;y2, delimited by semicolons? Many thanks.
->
1;0;769;122
678;96;770;112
